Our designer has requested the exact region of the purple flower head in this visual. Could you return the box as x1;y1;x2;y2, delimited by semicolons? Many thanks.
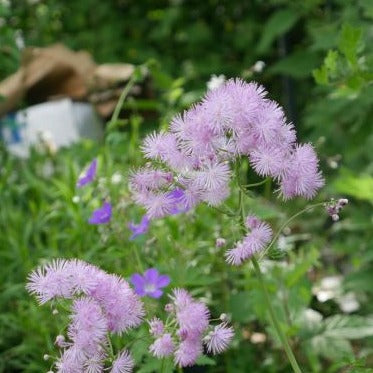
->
203;322;234;355
148;317;164;337
77;158;97;188
149;333;175;358
131;268;170;299
131;78;324;218
110;350;134;373
88;201;112;225
27;259;144;336
226;214;272;265
147;288;234;367
128;214;150;240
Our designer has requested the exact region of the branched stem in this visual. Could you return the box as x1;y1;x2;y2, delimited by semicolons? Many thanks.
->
259;202;325;260
242;178;270;188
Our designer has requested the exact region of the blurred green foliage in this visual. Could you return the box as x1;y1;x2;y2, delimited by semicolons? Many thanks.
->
0;0;373;372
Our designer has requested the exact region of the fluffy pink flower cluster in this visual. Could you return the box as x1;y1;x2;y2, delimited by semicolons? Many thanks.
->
26;259;143;373
130;79;324;218
148;289;234;367
225;214;273;265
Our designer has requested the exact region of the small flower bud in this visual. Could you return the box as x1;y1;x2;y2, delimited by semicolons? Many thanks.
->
332;214;339;222
252;60;265;73
52;309;59;315
55;335;65;347
219;313;228;321
338;198;348;206
178;329;188;341
164;303;174;313
245;215;259;229
203;334;211;342
216;238;226;248
43;354;49;361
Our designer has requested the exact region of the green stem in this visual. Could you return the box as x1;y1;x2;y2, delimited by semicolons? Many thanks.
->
251;256;302;373
259;202;325;260
242;178;270;188
107;336;115;359
109;74;137;125
132;244;144;272
211;205;237;217
237;185;302;373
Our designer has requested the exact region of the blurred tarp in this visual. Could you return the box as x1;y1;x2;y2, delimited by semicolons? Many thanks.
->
0;44;139;118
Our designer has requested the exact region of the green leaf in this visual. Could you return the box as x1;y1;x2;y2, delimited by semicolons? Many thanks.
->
313;65;329;85
286;247;319;287
312;50;339;85
338;24;362;66
345;270;373;293
195;355;216;366
309;336;354;360
324;50;339;72
333;169;373;202
323;315;373;339
269;51;320;78
229;291;254;323
257;9;299;53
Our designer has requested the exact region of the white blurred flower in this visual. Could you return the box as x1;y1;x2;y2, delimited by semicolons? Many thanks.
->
303;308;323;324
336;292;360;313
111;172;123;184
250;332;266;344
72;196;80;204
15;30;25;50
38;130;57;154
252;60;266;73
42;161;54;178
313;276;342;302
207;74;226;91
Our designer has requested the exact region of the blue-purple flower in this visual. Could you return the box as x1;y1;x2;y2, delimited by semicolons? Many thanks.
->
167;188;190;215
130;268;170;298
128;215;150;240
88;201;112;225
77;158;97;188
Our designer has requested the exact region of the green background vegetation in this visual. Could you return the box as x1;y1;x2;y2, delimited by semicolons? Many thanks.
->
0;0;372;372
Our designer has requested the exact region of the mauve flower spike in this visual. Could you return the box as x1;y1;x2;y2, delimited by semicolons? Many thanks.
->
77;158;97;188
131;268;170;299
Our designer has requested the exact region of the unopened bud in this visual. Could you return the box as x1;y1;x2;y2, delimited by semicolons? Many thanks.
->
219;313;228;321
332;214;339;222
178;329;188;341
338;198;348;206
216;238;226;248
43;354;49;361
203;334;211;342
164;303;174;313
52;309;58;315
55;335;65;347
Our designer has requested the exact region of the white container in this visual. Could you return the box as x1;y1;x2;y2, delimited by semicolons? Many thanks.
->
0;98;103;157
